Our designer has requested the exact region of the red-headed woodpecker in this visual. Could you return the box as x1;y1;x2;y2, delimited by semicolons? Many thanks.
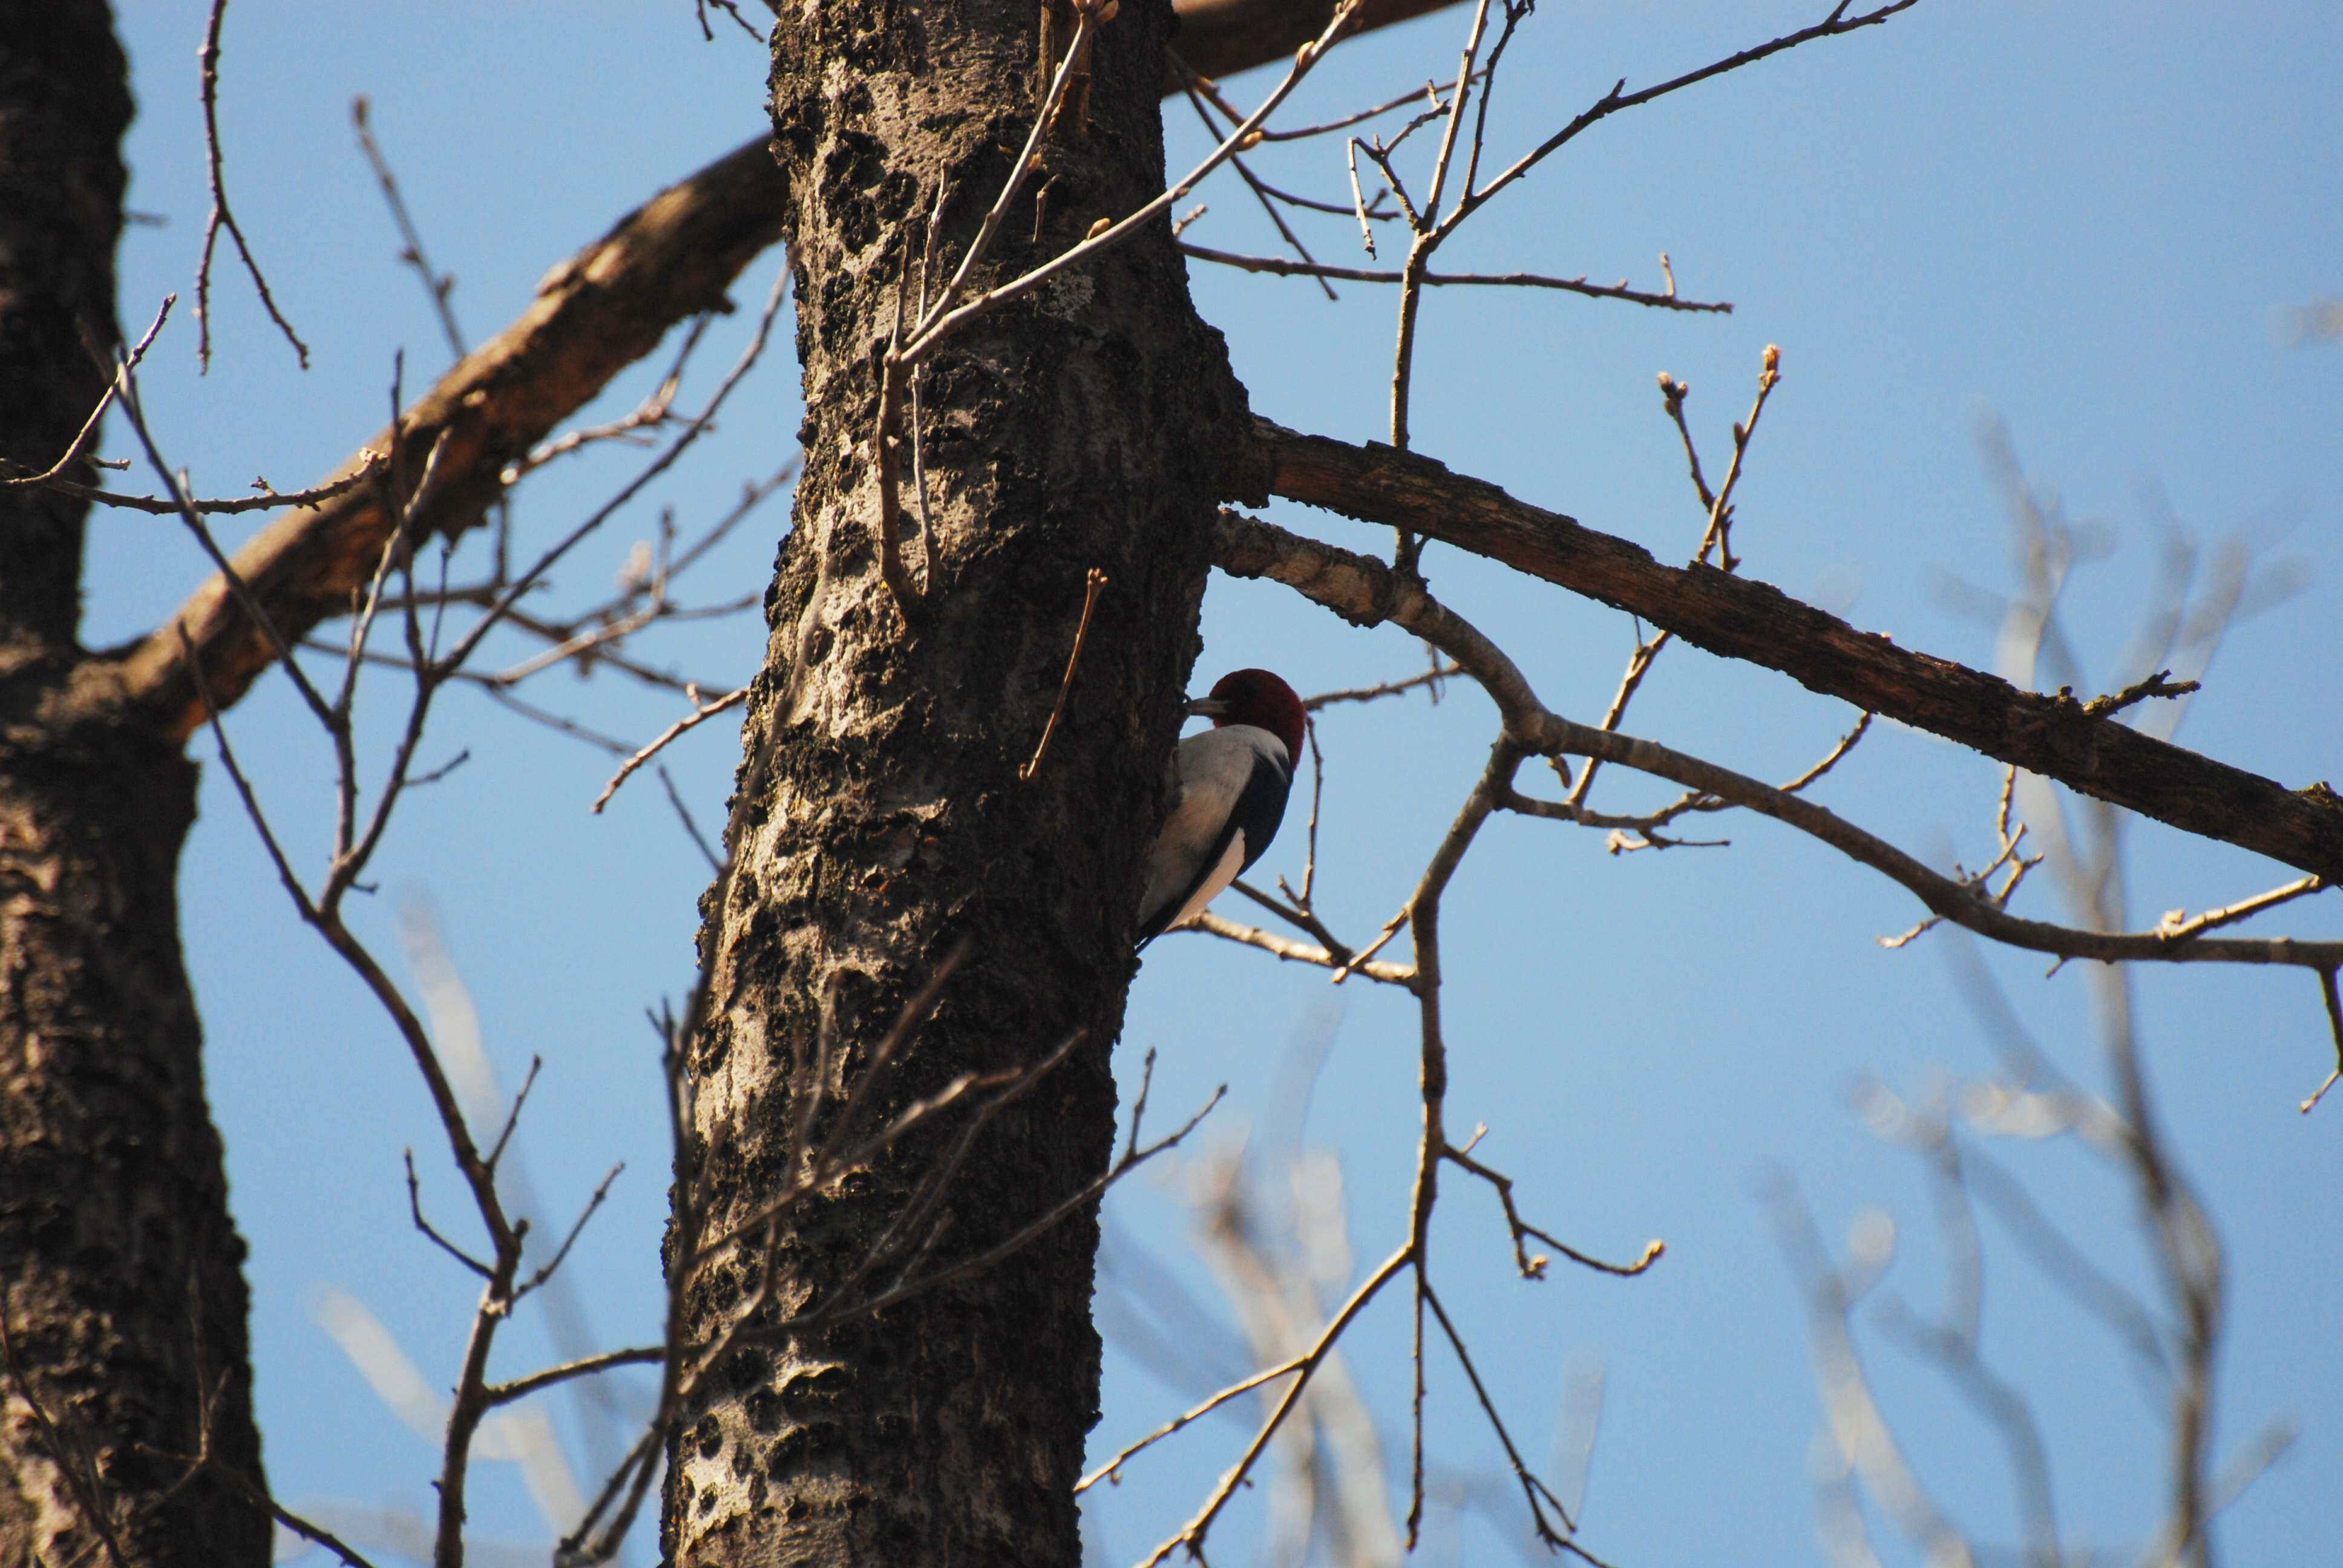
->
1135;668;1306;949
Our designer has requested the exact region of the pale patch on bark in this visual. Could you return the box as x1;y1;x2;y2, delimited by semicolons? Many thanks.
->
0;1430;84;1567
1038;270;1096;322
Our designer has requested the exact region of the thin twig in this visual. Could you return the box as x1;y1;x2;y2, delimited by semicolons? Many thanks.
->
405;1151;491;1279
0;295;173;489
897;0;1363;369
1385;0;1495;472
1186;909;1417;987
1172;74;1345;299
194;0;307;370
1181;59;1484;143
1444;1142;1665;1279
593;685;748;812
1179;245;1732;310
504;316;721;483
1693;343;1782;572
2302;967;2343;1114
352;96;465;359
1137;1246;1412;1567
1328;909;1409;984
261;1503;383;1568
1457;2;1922;226
36;459;385;516
431;262;789;688
659;766;724;872
1019;568;1108;781
482;1056;543;1177
1302;662;1458;710
517;1163;626;1298
1568;345;1778;809
1271;717;1328;909
692;0;765;40
2081;668;2201;720
122;368;341;732
1420;1281;1590;1554
483;1347;666;1410
1347;137;1380;259
1078;1360;1307;1493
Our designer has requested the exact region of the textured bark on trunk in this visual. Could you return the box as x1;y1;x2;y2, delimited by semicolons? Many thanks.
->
0;3;271;1563
661;0;1250;1560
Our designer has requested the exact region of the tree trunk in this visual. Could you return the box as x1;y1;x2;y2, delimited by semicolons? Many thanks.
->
661;0;1250;1560
0;3;270;1562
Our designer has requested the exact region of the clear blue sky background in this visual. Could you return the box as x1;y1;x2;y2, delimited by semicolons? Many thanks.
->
90;4;2339;1564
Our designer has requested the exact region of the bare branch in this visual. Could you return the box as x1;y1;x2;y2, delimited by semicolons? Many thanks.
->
1248;422;2343;881
482;1056;542;1176
0;295;172;489
1184;908;1417;987
351;96;467;359
404;1150;492;1279
1443;1142;1663;1279
2304;966;2343;1114
482;1347;664;1411
1137;1246;1412;1567
516;1162;625;1298
1020;567;1110;781
38;460;387;517
659;765;725;871
1302;661;1458;709
1420;1282;1592;1557
593;685;747;812
1179;244;1732;310
896;0;1365;370
1456;1;1921;227
1213;511;2343;987
2082;667;2201;720
1568;347;1783;809
1078;1359;1306;1494
194;0;308;370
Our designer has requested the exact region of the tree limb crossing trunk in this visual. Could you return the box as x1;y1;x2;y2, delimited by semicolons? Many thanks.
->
0;3;270;1561
662;1;1251;1562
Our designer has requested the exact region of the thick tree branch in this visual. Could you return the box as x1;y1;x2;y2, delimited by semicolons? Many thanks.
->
112;136;790;741
1172;0;1461;81
1212;509;2343;975
1245;419;2343;881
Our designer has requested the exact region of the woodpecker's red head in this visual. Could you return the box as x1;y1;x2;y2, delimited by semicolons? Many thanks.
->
1187;668;1306;761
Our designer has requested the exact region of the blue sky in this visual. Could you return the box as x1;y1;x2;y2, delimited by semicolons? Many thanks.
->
91;3;2339;1564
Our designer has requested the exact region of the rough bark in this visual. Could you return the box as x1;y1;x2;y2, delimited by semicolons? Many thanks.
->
1250;419;2343;881
0;727;269;1567
658;0;1250;1561
0;0;123;654
0;3;270;1563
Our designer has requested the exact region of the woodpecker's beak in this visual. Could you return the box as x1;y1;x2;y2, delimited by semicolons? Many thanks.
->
1183;696;1230;719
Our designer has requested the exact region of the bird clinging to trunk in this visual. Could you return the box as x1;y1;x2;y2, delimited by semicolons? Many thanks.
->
1135;668;1305;948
